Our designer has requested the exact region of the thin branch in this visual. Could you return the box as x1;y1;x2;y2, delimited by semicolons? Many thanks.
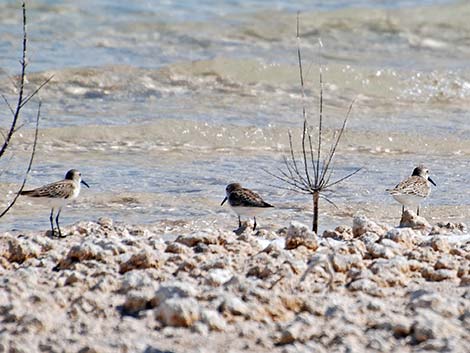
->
282;155;298;181
307;132;318;182
0;102;41;218
296;13;312;188
0;2;50;219
320;97;356;182
264;182;311;195
319;194;339;209
322;162;336;189
20;74;54;108
324;167;362;189
287;130;310;186
277;168;311;192
322;129;338;175
1;94;15;116
263;167;311;193
6;73;20;91
296;12;305;94
281;156;310;190
316;67;323;183
304;60;316;84
301;117;312;186
0;2;27;160
13;123;26;134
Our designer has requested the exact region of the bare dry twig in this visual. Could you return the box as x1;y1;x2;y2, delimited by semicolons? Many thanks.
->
0;2;52;218
0;102;41;218
267;13;361;233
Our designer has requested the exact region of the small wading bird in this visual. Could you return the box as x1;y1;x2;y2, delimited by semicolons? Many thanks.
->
386;165;436;216
20;169;89;237
221;183;274;230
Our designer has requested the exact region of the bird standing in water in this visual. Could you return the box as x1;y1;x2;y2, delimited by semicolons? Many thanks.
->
20;169;89;237
221;183;274;230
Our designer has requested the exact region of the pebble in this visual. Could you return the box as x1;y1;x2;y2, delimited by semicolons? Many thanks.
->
0;215;468;353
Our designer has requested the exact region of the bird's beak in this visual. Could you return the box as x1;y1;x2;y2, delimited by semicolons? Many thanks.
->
428;177;436;186
81;180;90;188
221;196;227;206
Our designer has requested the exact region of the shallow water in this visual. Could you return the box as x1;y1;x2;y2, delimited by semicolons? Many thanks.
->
1;0;469;233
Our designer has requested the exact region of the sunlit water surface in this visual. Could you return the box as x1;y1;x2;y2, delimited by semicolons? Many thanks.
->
1;0;469;233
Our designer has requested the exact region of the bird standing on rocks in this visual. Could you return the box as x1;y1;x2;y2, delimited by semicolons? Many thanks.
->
386;165;436;216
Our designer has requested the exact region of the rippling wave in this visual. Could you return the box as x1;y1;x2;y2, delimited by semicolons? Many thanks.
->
1;0;468;232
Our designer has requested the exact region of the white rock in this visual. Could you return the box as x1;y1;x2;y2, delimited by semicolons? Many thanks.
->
192;322;209;336
332;254;363;273
176;231;218;247
409;291;462;317
381;256;410;274
353;215;389;237
155;297;200;327
220;295;249;316
385;227;420;248
360;232;381;245
278;321;304;344
348;278;384;297
206;268;233;286
399;210;431;230
285;221;318;251
411;309;458;343
287;221;314;237
380;238;405;250
256;237;286;252
367;243;395;259
201;309;227;331
120;270;155;293
122;290;152;314
153;282;198;306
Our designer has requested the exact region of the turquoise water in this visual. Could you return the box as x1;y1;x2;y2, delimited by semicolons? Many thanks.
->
1;0;469;232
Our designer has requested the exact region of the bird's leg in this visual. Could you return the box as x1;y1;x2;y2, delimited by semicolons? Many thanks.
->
253;217;257;231
401;205;405;215
417;205;420;216
238;215;242;228
49;208;55;237
55;208;63;238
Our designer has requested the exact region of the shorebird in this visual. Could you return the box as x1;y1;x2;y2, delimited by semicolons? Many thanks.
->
221;183;274;230
20;169;89;237
386;165;436;216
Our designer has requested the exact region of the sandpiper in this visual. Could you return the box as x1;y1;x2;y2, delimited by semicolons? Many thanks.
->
386;165;436;216
221;183;274;230
20;169;90;237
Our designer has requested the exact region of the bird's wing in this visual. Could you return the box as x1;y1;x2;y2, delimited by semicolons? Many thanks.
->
230;188;272;208
22;180;75;199
389;176;429;197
